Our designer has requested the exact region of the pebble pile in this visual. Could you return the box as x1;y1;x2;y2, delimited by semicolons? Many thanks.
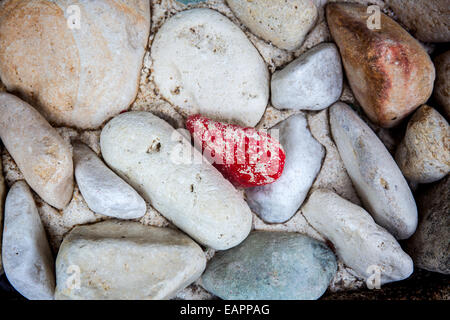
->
0;0;448;300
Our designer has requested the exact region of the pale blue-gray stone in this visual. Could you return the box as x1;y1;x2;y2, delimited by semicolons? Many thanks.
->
201;231;337;300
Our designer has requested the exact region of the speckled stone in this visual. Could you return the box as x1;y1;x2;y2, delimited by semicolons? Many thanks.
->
395;105;450;184
226;0;318;51
406;176;450;275
330;102;417;240
201;231;337;300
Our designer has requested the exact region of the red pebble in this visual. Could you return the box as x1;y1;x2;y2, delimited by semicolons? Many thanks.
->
186;114;286;188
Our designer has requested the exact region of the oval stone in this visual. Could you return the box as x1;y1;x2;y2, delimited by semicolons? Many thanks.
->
330;102;417;239
151;8;269;127
73;141;147;219
100;111;252;250
395;105;450;184
0;0;150;129
303;189;414;285
2;181;55;300
201;231;337;300
55;220;206;300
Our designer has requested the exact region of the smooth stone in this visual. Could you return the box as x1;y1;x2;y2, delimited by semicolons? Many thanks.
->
0;0;150;129
201;231;337;300
326;3;435;128
246;113;324;223
330;102;418;239
55;220;206;300
2;181;55;299
302;189;414;285
271;43;343;111
406;176;450;274
395;105;450;184
434;51;450;119
100;111;252;250
226;0;318;51
73;141;147;219
151;8;269;127
384;0;450;43
0;155;4;275
0;93;73;209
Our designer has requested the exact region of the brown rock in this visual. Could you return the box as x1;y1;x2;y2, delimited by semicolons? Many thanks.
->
0;0;150;129
385;0;450;43
434;51;450;119
395;105;450;184
326;3;435;128
406;175;449;275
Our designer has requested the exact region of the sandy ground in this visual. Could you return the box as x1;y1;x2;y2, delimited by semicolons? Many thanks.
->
0;0;434;299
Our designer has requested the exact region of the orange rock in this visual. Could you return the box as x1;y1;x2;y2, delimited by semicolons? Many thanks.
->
326;3;435;128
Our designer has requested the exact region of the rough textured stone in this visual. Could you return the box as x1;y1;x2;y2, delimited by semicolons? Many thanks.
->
0;0;150;129
0;93;73;209
201;231;337;300
55;220;206;300
434;51;450;119
151;8;269;127
73;141;146;219
226;0;318;51
326;2;435;128
385;0;450;43
395;105;450;184
100;111;252;250
246;113;324;223
271;43;343;111
406;176;450;275
330;102;417;239
0;155;4;275
303;189;414;285
2;181;55;300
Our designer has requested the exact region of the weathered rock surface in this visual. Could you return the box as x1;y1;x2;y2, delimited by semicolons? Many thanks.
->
0;155;4;275
0;93;73;209
330;102;417;239
201;231;337;300
246;114;324;223
271;43;343;111
2;181;55;300
226;0;318;51
0;0;150;129
395;105;450;184
73;141;146;219
302;189;414;285
385;0;450;43
407;176;450;275
100;111;252;250
151;8;269;127
434;51;450;119
326;2;435;128
55;220;206;300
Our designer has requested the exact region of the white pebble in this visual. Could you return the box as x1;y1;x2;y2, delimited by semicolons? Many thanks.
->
272;43;343;111
73;141;147;219
2;181;55;299
246;113;324;223
302;189;414;285
151;8;269;127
